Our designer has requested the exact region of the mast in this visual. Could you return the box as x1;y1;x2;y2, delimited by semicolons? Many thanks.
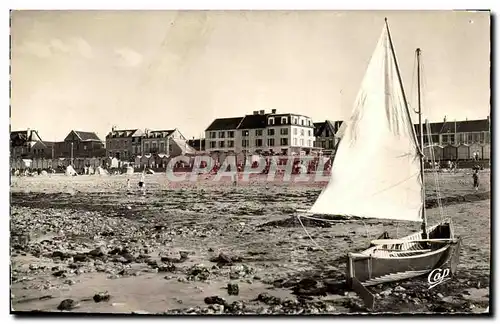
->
384;19;427;237
416;48;428;239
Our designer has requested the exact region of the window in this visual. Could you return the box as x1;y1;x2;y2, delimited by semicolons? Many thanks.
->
280;138;288;146
308;140;312;147
294;138;298;146
255;129;263;136
152;142;157;149
300;139;304;146
473;132;480;143
308;130;312;137
308;120;311;127
242;130;249;137
228;131;234;138
300;129;305;136
280;128;288;135
144;143;150;152
293;128;298;135
485;132;490;143
328;139;334;149
301;120;304;126
268;117;275;125
160;142;165;152
293;118;298;124
228;140;234;148
480;132;485;143
255;139;263;147
242;139;249;147
209;141;216;148
267;128;275;136
281;117;288;124
210;132;216;139
267;138;275;146
325;129;330;137
468;133;473;143
218;131;225;138
219;141;225;148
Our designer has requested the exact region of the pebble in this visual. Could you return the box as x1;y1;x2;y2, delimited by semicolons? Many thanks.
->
57;299;79;311
93;291;111;303
227;283;239;296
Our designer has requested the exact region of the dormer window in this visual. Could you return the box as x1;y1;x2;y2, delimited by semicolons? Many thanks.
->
268;117;275;125
281;117;288;124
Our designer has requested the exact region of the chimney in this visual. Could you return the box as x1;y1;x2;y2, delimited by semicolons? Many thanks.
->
112;125;116;132
444;116;447;123
271;109;277;114
259;110;265;115
253;111;259;115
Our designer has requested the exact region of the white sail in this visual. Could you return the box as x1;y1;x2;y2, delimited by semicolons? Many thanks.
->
309;25;423;222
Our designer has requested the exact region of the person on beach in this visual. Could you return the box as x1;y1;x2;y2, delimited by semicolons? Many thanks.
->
126;178;131;192
139;170;146;195
232;172;237;186
472;168;479;191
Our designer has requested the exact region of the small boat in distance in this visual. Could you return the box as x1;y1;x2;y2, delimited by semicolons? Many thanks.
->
298;19;461;308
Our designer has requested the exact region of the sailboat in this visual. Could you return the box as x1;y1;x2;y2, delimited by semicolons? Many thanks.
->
298;19;461;308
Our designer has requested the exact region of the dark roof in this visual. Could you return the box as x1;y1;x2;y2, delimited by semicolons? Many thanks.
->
414;119;490;135
42;141;56;147
238;114;268;129
106;129;140;138
313;122;326;137
313;120;344;137
10;130;40;142
145;129;175;138
206;117;244;131
73;130;102;142
187;139;205;150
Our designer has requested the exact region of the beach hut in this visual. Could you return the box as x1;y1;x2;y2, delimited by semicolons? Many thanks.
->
481;144;491;160
442;145;458;161
457;144;470;161
156;154;169;169
134;155;142;168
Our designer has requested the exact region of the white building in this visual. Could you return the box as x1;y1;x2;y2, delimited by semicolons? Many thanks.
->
204;109;316;160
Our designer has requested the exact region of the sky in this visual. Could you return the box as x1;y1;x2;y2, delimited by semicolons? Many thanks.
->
10;10;490;141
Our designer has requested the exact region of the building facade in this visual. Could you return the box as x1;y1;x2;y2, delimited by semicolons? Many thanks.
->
415;116;491;160
205;109;316;158
313;120;344;156
54;130;106;159
10;129;43;159
187;138;206;153
141;129;188;156
106;128;145;161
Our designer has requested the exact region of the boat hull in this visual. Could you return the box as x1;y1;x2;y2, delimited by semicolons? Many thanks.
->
346;222;461;308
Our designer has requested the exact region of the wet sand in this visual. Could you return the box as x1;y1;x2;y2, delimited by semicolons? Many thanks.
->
10;171;490;314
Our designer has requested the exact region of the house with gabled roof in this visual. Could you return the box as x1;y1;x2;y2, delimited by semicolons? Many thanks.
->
142;128;188;156
10;129;43;159
106;127;145;161
54;130;106;159
313;120;344;156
